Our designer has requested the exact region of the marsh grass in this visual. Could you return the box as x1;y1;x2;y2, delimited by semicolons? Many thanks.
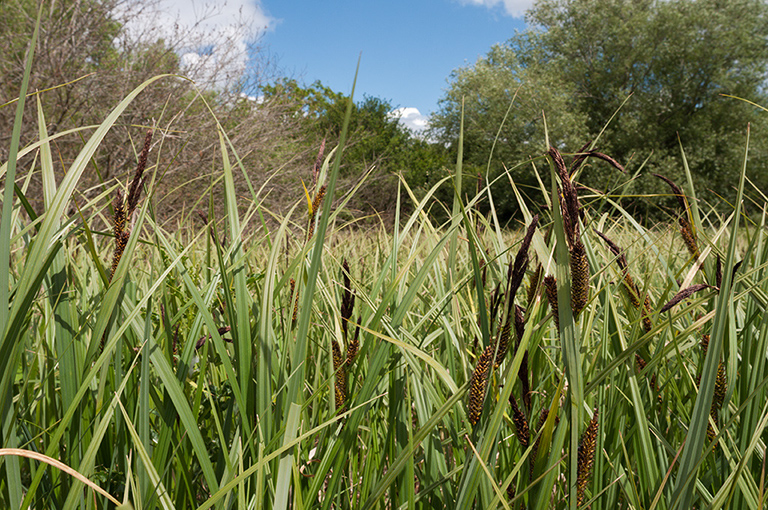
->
2;31;768;510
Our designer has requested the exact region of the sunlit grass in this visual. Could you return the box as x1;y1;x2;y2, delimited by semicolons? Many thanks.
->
2;26;768;510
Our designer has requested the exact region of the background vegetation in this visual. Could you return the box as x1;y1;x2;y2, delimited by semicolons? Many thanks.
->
6;0;766;229
430;0;768;222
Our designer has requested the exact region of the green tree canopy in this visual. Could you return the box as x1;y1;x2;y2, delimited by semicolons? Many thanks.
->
262;79;450;221
431;0;768;221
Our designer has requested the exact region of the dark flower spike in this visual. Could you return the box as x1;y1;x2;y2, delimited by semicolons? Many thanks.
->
595;230;628;270
495;216;539;368
716;255;722;289
306;184;327;242
660;284;713;313
509;393;530;449
195;326;233;350
569;140;593;175
679;217;700;259
709;360;727;439
340;259;356;338
701;333;711;355
509;215;540;300
732;261;743;285
311;185;327;216
290;278;299;326
635;353;647;372
652;175;701;258
527;262;543;306
332;339;347;413
513;304;525;349
550;147;581;244
495;318;512;369
716;258;743;292
596;229;650;331
113;189;126;239
581;151;626;174
346;318;360;365
544;275;559;331
313;138;326;186
549;145;570;184
641;294;653;333
127;129;153;216
652;173;688;212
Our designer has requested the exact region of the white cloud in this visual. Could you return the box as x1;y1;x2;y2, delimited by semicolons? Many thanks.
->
389;107;430;134
458;0;534;18
116;0;273;89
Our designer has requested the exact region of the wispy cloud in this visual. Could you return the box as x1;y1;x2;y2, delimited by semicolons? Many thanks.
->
389;107;430;134
457;0;534;18
117;0;273;89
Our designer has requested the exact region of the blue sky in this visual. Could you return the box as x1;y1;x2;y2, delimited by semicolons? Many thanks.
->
260;1;529;130
126;0;532;131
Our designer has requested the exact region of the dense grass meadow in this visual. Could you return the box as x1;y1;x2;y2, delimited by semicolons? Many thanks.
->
3;41;768;510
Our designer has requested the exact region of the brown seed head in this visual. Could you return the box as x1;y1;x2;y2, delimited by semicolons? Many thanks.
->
569;140;593;175
519;349;531;412
127;129;153;216
332;340;347;413
495;319;512;369
577;409;600;507
595;230;628;271
313;138;326;184
660;284;712;313
509;215;539;300
582;151;626;174
312;185;327;217
716;255;723;289
701;334;711;356
110;231;130;281
652;173;687;211
346;320;360;366
113;189;126;238
467;344;494;426
713;360;727;411
544;275;559;331
635;353;647;372
527;262;542;306
340;259;356;337
509;393;530;449
570;240;589;317
641;293;653;332
623;273;642;308
290;278;299;326
513;304;525;349
550;146;581;244
679;217;700;260
707;359;727;442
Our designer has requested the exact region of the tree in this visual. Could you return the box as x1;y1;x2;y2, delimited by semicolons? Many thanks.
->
0;0;307;227
430;42;589;222
431;0;768;221
262;79;451;223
